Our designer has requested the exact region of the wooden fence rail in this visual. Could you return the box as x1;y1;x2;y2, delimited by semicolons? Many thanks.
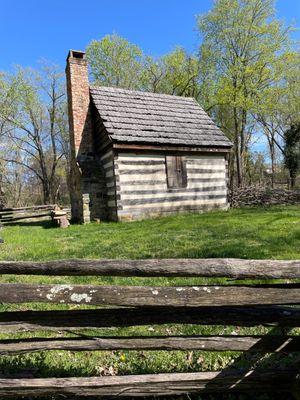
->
0;205;70;225
0;258;299;278
0;370;297;397
0;306;299;332
0;205;55;223
0;282;299;306
0;258;298;398
0;335;299;355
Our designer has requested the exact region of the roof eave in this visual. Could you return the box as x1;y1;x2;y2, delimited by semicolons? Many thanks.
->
113;142;232;154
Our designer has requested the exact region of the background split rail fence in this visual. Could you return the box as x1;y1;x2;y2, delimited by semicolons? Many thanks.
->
0;258;298;397
0;205;70;226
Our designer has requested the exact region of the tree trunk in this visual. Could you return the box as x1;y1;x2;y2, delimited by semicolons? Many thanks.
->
290;173;296;189
234;108;243;187
42;181;51;204
266;133;276;188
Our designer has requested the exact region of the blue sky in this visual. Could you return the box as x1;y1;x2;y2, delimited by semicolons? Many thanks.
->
0;0;299;71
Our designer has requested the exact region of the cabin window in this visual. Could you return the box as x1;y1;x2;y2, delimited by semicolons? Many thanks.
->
165;156;187;189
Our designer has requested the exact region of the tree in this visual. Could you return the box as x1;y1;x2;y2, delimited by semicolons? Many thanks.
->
284;124;300;188
143;48;200;96
197;0;292;186
0;64;68;204
86;34;144;89
86;36;201;98
253;51;300;187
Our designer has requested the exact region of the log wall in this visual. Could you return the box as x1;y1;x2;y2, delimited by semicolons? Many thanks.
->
101;149;118;221
113;152;228;221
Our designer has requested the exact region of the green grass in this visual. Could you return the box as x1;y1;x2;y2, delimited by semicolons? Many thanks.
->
0;206;299;400
2;205;300;260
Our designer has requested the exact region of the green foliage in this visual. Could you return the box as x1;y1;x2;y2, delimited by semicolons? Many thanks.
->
86;34;144;89
197;0;291;112
196;0;294;185
144;47;200;96
0;64;68;204
86;35;200;97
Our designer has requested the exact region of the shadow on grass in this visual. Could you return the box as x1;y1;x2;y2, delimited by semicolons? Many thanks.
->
0;322;297;400
190;326;298;400
3;220;57;229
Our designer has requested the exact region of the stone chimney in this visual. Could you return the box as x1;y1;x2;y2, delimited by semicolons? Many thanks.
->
65;50;92;223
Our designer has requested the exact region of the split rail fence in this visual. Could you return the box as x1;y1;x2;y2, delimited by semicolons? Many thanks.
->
0;205;55;224
0;205;70;225
0;258;298;397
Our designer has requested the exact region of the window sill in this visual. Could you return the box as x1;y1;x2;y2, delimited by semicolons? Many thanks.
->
167;187;188;192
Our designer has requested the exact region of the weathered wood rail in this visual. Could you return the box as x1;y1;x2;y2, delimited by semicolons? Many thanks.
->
0;205;55;223
0;205;69;227
0;258;299;398
0;258;299;278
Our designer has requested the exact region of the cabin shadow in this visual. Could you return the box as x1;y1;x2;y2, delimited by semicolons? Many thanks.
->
190;325;298;400
3;220;55;229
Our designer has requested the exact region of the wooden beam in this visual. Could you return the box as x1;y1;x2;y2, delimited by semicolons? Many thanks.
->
0;306;298;332
0;213;52;222
0;205;55;213
0;283;298;307
0;370;295;396
113;143;231;154
0;335;299;355
0;258;299;279
0;209;53;216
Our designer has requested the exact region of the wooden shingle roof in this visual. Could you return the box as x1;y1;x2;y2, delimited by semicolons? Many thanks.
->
90;86;232;149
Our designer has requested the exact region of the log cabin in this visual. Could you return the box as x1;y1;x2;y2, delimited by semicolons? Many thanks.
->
66;50;232;223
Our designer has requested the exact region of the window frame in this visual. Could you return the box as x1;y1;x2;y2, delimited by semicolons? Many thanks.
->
165;155;188;189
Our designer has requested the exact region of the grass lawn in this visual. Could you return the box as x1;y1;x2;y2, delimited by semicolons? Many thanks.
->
2;205;300;260
0;205;299;400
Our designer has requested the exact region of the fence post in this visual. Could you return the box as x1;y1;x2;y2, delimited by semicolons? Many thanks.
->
82;193;90;224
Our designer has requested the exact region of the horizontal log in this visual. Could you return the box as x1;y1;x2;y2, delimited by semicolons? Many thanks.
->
0;205;55;213
0;283;299;306
118;202;227;214
0;306;298;332
187;167;225;174
0;335;299;355
122;194;226;206
123;200;227;211
0;209;53;217
118;168;164;175
121;185;226;196
0;258;299;279
118;159;165;166
119;178;226;190
0;213;52;222
0;370;295;396
119;179;167;186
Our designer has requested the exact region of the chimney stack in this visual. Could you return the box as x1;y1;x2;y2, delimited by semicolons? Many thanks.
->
65;50;91;223
66;50;90;158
